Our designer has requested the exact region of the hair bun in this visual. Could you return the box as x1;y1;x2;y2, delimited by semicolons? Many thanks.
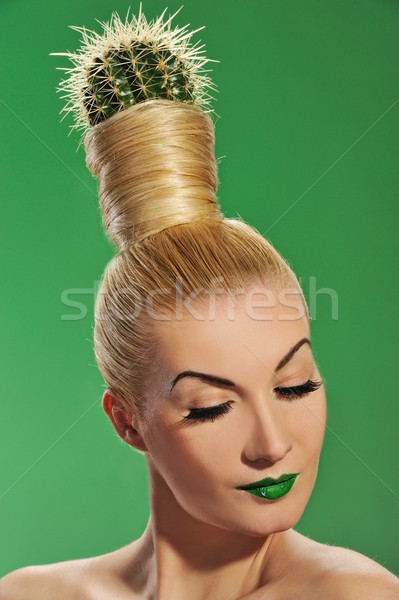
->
85;98;222;249
51;5;222;249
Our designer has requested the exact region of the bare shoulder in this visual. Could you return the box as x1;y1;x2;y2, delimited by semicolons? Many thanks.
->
0;543;144;600
302;535;399;599
0;559;88;600
320;569;399;599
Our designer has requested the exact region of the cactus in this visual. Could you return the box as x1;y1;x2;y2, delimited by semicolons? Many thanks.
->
50;4;219;145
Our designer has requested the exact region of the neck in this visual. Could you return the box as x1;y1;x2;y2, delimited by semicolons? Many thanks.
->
132;467;286;600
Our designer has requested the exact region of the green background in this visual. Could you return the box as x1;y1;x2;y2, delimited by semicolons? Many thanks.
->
1;0;398;578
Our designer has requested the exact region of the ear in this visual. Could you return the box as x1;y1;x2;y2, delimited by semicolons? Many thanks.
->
102;387;148;453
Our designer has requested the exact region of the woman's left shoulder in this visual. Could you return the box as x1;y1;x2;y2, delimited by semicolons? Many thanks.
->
310;541;399;599
283;530;399;599
320;563;399;599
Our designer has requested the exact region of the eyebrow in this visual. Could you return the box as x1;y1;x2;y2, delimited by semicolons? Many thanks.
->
169;337;311;395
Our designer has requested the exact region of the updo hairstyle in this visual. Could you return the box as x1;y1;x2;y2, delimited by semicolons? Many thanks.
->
85;98;306;420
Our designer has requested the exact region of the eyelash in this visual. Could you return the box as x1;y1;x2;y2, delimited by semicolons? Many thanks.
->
183;379;323;423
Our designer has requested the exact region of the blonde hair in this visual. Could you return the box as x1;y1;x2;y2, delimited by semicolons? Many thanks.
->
85;98;307;419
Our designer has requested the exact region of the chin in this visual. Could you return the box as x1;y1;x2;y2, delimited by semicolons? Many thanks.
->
239;510;302;538
236;487;312;537
214;514;298;539
193;496;305;539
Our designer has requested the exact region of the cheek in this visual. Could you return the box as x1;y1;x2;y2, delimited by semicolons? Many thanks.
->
289;391;327;459
144;417;229;491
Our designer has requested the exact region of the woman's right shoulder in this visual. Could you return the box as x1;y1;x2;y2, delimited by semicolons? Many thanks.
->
0;550;141;600
0;561;86;600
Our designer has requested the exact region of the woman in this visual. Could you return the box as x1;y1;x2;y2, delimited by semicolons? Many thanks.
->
1;6;398;599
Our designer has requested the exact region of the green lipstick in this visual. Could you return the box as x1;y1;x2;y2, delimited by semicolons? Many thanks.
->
237;473;299;500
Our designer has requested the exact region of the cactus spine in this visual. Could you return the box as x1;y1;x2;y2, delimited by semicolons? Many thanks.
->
50;4;219;144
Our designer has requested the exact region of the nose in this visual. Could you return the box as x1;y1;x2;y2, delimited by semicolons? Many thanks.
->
243;399;293;464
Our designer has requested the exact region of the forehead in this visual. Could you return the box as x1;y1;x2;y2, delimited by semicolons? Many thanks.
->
150;284;310;390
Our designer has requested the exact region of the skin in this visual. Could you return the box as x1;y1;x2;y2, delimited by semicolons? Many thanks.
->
102;282;328;599
2;282;398;599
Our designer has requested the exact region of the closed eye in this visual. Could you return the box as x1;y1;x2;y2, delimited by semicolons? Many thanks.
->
182;378;323;423
183;401;234;423
274;378;323;400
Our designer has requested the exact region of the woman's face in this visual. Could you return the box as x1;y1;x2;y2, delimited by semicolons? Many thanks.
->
136;283;327;537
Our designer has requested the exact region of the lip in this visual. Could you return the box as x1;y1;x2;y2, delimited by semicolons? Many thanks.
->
236;472;299;490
